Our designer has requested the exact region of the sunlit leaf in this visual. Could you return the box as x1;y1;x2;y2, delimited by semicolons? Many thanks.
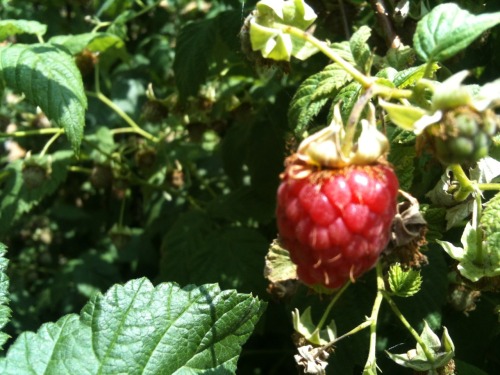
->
0;44;87;152
0;278;266;374
414;4;500;62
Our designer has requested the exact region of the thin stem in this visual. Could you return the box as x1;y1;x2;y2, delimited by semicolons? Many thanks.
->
0;128;62;138
68;166;93;175
382;292;436;363
423;60;437;79
91;21;112;33
319;319;372;355
337;0;351;39
311;281;351;337
478;183;500;191
282;25;371;87
111;127;151;136
448;164;474;201
87;91;160;143
342;88;375;156
40;129;64;157
280;25;413;100
473;193;484;264
363;262;385;373
369;0;401;49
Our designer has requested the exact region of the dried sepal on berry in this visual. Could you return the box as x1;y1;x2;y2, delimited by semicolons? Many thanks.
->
297;103;389;169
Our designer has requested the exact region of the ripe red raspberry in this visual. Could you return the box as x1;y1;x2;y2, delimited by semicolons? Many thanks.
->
276;157;399;289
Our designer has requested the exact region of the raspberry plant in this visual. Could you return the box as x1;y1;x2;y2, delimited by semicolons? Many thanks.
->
0;0;499;374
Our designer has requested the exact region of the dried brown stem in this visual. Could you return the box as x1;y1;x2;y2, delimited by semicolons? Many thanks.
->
369;0;401;49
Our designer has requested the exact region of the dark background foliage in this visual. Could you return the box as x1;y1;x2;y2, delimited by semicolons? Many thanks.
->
0;0;499;373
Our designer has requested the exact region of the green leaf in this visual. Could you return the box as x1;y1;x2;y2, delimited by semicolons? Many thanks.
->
49;32;126;56
380;99;426;131
0;243;10;350
174;18;217;100
385;44;416;70
0;278;266;374
480;192;500;255
350;25;372;73
0;20;47;41
0;151;74;235
421;205;447;242
160;211;268;294
393;63;439;88
388;263;422;297
288;63;352;135
292;307;336;346
413;3;500;62
387;321;455;371
438;220;500;282
387;144;415;191
0;44;87;153
333;81;362;123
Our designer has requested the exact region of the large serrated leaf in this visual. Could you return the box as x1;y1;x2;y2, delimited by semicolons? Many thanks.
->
333;81;362;123
311;64;352;100
0;20;47;41
0;278;266;374
350;25;372;73
388;144;415;191
0;44;87;152
480;192;500;255
174;18;217;100
393;63;439;88
0;150;74;235
0;243;10;350
413;4;500;62
288;62;352;135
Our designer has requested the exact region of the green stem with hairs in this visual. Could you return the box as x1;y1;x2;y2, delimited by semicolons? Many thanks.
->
382;292;436;364
0;128;63;138
280;25;413;100
363;262;385;373
87;91;159;143
473;193;484;265
311;281;351;338
449;164;474;201
90;61;159;143
478;183;500;191
39;129;64;157
67;166;93;175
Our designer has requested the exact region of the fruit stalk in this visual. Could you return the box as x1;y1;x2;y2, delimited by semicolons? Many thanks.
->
278;24;413;99
310;281;350;339
382;290;436;364
363;262;385;373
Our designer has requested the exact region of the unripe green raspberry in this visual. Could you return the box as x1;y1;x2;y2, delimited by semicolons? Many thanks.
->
426;106;498;165
22;163;48;189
